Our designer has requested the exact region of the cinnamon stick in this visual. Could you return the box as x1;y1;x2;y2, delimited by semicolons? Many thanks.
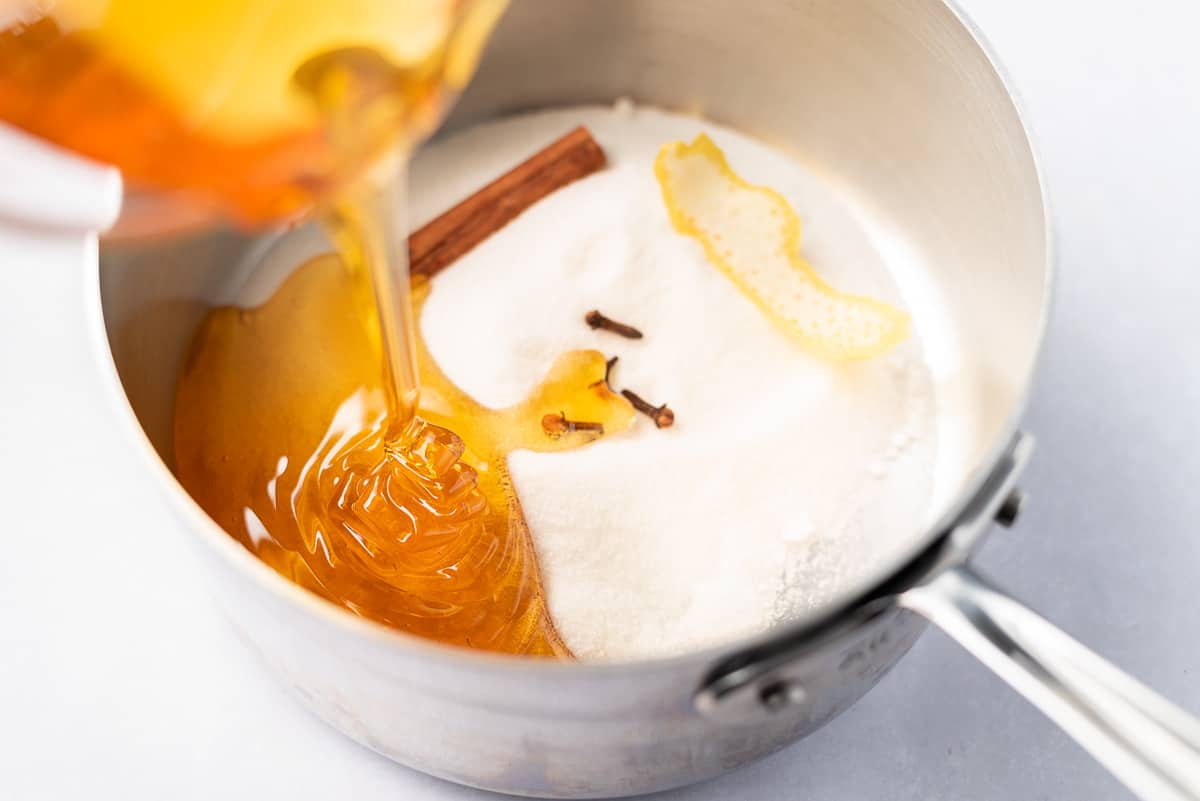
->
408;126;607;279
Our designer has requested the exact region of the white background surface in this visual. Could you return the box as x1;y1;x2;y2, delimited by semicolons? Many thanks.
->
3;0;1200;798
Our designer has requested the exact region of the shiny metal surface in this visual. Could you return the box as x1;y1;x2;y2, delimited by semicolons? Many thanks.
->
95;0;1053;796
903;569;1200;801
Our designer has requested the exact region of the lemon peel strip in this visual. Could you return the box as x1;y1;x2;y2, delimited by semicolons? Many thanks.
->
655;134;909;361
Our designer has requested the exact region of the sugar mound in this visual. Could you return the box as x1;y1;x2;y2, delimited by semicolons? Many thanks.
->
410;104;937;662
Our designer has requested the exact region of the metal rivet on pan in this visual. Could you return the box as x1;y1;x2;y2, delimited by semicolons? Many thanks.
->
759;680;806;711
995;489;1026;528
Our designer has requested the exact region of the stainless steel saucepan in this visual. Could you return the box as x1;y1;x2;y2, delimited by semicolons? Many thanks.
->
90;0;1200;798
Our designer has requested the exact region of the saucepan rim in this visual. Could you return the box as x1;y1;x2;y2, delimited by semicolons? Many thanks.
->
85;0;1054;680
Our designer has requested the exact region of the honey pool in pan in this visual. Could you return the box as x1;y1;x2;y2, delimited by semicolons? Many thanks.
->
173;252;635;657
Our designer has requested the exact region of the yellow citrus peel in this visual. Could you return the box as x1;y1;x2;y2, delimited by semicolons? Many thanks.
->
655;134;909;361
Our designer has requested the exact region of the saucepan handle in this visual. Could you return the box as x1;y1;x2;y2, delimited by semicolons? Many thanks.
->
901;564;1200;801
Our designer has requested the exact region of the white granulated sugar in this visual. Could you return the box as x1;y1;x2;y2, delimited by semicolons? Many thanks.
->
409;104;938;662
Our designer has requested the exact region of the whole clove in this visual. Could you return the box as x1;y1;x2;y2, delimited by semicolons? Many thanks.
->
542;411;605;439
585;310;643;339
621;389;675;429
590;355;620;389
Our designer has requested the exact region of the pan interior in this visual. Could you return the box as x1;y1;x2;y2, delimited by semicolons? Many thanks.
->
98;0;1049;657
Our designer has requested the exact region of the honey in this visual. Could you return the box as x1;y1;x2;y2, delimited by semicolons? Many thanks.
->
173;255;632;655
0;1;622;655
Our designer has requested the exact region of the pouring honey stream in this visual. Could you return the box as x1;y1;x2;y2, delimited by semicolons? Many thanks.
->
0;0;632;656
